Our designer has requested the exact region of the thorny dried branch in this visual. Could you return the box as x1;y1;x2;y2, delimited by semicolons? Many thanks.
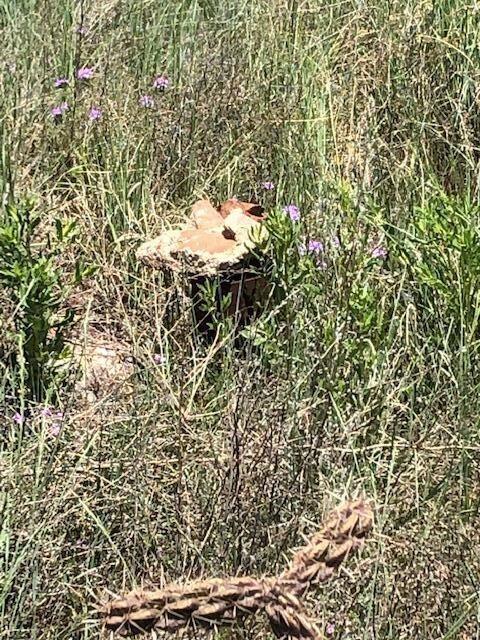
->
101;500;373;639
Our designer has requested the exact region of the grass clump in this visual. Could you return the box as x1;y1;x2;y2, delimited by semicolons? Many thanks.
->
1;1;479;640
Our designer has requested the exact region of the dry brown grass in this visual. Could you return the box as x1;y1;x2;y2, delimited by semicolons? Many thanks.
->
3;3;480;640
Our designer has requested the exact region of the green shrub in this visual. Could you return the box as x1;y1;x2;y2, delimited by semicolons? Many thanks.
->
0;197;95;402
391;191;480;345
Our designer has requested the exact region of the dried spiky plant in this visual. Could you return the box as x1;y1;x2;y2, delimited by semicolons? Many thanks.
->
101;500;373;638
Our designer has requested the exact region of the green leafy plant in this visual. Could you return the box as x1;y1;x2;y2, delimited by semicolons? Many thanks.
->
394;191;480;343
240;208;326;364
0;196;95;401
195;277;233;339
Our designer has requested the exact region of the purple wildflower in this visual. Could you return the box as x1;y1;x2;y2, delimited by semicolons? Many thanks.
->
77;66;93;80
55;77;69;88
50;102;68;119
13;412;24;425
40;406;53;418
140;94;154;108
262;180;275;191
153;75;169;90
51;106;63;118
88;106;102;121
307;239;324;253
326;622;335;636
283;204;300;222
331;235;340;248
299;239;324;256
153;353;166;365
371;245;388;259
77;25;88;36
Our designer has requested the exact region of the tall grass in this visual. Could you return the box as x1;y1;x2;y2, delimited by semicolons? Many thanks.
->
1;1;479;639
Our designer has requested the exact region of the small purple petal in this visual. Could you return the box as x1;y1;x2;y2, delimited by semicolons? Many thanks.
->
50;102;68;119
153;354;166;365
88;106;102;121
40;406;53;417
261;180;275;191
77;66;93;80
140;94;154;108
307;239;323;253
153;75;169;90
326;622;335;636
283;204;300;222
54;77;69;88
299;239;324;256
371;245;388;259
13;412;24;425
331;235;340;248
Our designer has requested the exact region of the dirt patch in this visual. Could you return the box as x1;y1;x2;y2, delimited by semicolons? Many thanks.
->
71;329;134;401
